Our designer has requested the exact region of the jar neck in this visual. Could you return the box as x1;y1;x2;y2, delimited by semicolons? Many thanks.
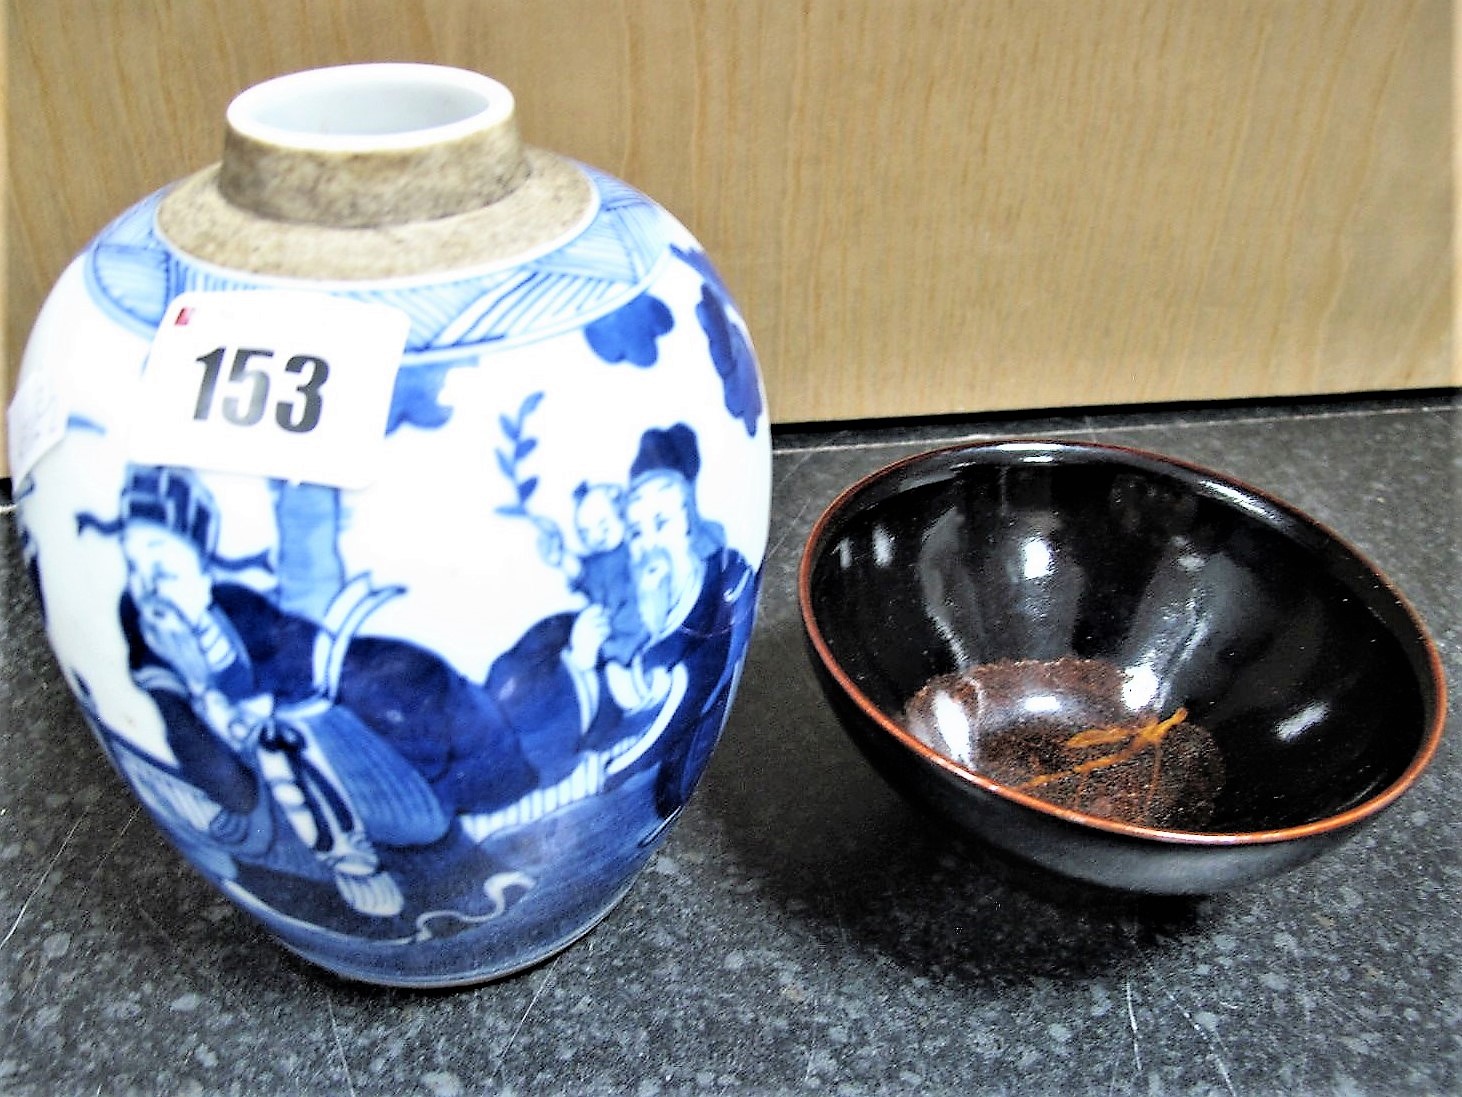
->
215;63;530;228
156;64;596;281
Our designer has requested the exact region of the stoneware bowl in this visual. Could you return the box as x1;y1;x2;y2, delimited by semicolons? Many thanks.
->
798;439;1445;895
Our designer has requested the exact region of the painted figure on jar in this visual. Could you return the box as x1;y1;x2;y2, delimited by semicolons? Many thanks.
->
87;466;539;939
476;425;758;842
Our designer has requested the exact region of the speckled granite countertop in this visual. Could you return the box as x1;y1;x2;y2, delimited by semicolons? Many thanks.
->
2;393;1457;1096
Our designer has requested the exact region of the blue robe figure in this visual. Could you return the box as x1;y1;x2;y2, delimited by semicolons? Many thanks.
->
484;425;758;833
99;467;540;941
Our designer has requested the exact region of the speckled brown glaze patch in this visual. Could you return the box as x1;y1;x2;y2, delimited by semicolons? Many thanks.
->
903;657;1225;829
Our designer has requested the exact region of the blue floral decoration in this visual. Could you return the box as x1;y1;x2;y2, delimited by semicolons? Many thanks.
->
387;359;475;434
494;392;545;518
584;293;674;367
671;245;761;436
694;284;762;436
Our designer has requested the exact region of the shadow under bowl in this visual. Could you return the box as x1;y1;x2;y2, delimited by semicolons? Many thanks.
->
798;439;1446;895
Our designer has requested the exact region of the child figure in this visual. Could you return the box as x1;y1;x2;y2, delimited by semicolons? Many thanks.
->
545;482;648;668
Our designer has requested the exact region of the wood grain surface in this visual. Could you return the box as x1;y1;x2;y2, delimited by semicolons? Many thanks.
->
3;1;1454;473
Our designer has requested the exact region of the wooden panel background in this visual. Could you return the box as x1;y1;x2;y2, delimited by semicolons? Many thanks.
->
3;1;1455;474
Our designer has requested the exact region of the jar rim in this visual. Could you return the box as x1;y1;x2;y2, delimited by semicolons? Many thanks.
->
225;63;515;154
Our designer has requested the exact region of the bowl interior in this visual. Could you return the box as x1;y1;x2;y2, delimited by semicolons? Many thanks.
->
804;442;1440;834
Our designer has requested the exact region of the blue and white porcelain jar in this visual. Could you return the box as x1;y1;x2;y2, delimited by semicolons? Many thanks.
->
7;64;770;986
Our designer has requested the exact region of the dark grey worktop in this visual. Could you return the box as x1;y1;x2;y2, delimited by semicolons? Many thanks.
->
3;393;1457;1096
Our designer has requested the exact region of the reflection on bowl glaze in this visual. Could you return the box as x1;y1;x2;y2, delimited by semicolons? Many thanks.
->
903;657;1224;830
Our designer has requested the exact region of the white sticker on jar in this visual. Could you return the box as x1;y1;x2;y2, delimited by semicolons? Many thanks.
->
6;366;70;487
130;291;410;489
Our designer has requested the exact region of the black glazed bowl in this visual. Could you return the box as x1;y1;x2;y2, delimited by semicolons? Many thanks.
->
798;440;1446;894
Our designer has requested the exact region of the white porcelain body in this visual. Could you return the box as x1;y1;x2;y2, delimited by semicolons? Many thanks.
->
11;165;770;985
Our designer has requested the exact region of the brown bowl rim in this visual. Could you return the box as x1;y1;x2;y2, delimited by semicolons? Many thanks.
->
796;437;1448;848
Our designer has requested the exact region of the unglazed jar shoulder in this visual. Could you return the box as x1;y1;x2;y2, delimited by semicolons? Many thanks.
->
10;63;770;987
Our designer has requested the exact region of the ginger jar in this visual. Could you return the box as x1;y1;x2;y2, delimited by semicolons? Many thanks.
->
6;63;770;986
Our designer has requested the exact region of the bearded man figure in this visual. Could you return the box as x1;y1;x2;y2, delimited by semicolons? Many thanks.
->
477;424;759;841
